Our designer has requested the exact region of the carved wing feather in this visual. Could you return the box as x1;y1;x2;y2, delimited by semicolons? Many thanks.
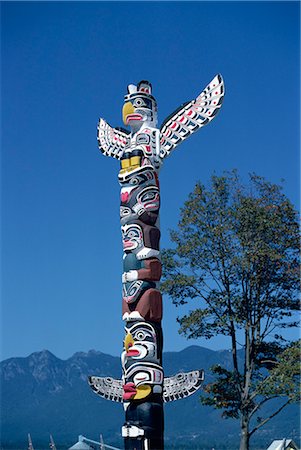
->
159;74;224;159
97;118;130;159
163;370;204;403
89;370;204;403
88;376;123;402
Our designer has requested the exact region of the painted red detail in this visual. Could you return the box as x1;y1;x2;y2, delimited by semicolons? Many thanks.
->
127;349;140;357
123;240;134;249
121;192;129;203
123;383;137;400
126;114;143;124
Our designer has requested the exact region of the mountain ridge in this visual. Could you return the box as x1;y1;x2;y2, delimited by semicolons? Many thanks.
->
1;346;299;450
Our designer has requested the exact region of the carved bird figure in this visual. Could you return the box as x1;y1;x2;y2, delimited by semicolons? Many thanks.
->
97;75;225;174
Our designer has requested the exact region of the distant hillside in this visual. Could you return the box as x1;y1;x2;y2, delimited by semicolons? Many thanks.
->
0;346;299;450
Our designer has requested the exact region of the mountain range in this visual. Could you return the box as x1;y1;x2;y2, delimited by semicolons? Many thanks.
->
1;346;299;450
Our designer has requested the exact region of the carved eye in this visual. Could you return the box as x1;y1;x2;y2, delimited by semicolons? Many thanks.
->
133;371;149;384
134;98;145;107
143;192;155;201
133;329;153;341
136;331;146;340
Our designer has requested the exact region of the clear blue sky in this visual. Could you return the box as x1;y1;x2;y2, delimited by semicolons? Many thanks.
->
1;1;300;361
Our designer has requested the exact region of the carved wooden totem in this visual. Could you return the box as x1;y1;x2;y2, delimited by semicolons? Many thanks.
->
89;76;224;450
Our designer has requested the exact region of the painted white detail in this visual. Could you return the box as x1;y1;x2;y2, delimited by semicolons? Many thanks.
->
123;401;130;411
136;247;160;260
121;425;144;438
122;311;144;321
127;84;137;95
120;185;137;195
132;203;145;214
122;270;138;282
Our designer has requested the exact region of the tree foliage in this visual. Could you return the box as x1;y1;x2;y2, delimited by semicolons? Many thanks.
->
161;171;300;449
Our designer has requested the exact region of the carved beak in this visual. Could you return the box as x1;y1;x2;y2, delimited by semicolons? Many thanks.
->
123;382;152;401
122;102;135;125
124;332;134;352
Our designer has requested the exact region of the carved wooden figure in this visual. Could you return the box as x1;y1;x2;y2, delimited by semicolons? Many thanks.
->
89;76;224;450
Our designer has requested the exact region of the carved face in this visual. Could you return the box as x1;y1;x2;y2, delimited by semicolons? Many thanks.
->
123;362;163;401
136;186;160;211
122;81;157;130
123;96;155;125
121;322;159;366
122;223;144;252
119;165;160;225
121;221;160;260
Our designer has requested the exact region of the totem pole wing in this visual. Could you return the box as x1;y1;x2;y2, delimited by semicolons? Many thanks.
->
159;74;224;159
88;375;123;402
162;369;204;402
97;118;130;159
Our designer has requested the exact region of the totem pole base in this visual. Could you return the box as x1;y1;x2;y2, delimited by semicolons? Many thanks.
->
123;398;164;450
124;437;164;450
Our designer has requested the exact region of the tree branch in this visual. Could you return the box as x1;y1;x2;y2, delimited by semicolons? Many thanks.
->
249;399;292;437
249;396;278;418
185;282;232;335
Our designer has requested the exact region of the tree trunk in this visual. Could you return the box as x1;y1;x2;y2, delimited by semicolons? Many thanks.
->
239;413;250;450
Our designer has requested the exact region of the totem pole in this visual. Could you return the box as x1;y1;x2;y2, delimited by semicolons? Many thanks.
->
89;75;225;450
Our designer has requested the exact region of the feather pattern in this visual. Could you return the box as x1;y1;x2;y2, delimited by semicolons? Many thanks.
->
162;370;204;402
97;118;130;159
159;74;224;158
88;376;124;402
88;369;204;403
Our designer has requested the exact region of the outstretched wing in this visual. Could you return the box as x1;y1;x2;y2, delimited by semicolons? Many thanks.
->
97;118;130;159
159;74;224;159
88;376;123;402
162;370;204;403
89;369;204;403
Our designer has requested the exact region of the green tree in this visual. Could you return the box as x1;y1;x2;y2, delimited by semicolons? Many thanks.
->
161;171;300;450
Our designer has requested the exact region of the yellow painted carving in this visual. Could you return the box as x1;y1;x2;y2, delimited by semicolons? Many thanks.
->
133;385;152;400
122;102;135;124
121;159;130;169
124;332;134;352
130;156;141;167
